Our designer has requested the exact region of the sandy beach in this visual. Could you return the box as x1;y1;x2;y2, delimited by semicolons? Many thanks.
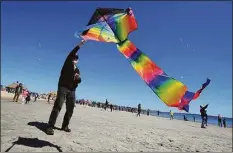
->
1;91;17;100
1;97;232;152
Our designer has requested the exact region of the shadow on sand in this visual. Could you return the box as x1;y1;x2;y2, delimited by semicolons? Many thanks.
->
27;121;62;134
5;137;63;152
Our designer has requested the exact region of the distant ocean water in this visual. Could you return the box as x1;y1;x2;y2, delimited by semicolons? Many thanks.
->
150;111;232;128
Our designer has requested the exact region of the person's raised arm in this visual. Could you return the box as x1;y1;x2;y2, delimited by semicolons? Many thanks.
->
203;104;208;110
66;40;85;60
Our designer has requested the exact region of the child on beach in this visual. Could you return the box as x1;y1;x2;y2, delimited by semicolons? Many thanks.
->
45;40;85;135
21;89;28;104
25;92;31;104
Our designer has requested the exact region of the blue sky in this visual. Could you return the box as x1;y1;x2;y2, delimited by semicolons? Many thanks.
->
1;1;232;117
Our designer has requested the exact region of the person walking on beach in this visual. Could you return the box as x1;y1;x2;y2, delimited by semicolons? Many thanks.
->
200;104;208;128
104;99;109;111
34;93;39;102
110;104;113;112
193;116;195;122
13;83;23;102
97;102;100;108
218;114;222;127
183;115;188;121
147;109;150;116
222;118;226;128
170;110;174;120
45;40;85;135
47;93;52;103
157;110;160;116
137;103;141;117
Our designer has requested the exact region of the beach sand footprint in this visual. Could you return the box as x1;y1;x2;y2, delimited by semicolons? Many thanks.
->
168;139;174;142
157;143;164;146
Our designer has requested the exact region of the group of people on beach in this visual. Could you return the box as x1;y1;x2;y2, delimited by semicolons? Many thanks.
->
218;114;227;128
79;98;228;129
12;82;35;104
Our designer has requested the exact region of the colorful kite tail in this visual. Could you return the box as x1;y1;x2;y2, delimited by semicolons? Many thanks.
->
193;78;211;99
177;78;211;112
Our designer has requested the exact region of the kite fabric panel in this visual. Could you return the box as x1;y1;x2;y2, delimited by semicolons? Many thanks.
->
78;7;211;112
80;7;137;43
81;22;119;43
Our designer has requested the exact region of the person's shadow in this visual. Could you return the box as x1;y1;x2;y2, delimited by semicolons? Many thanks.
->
27;121;61;134
5;137;63;152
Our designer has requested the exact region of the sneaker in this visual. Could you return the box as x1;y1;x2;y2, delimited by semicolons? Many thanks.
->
45;126;54;135
61;126;71;132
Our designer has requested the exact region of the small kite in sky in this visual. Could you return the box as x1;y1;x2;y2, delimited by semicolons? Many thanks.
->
38;42;42;48
179;38;198;52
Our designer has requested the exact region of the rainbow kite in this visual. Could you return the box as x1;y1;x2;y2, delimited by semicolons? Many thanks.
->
78;8;211;112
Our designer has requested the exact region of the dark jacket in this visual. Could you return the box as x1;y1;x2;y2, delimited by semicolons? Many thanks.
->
58;45;82;91
26;93;31;101
15;85;23;94
105;100;109;106
200;104;208;117
138;104;141;111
